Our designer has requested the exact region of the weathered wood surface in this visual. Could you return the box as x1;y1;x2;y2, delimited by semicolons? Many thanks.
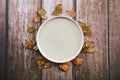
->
0;0;120;80
8;0;42;80
75;0;108;80
0;0;6;80
109;0;120;80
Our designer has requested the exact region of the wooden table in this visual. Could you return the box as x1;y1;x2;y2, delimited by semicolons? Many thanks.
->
0;0;120;80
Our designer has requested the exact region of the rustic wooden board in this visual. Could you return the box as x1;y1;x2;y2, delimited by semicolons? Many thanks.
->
7;0;42;80
109;0;120;79
42;0;75;80
0;0;6;80
76;0;109;80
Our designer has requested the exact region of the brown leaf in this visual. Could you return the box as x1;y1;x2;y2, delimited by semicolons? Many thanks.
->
78;21;92;36
25;39;35;49
36;55;47;69
41;15;48;20
72;58;83;65
87;47;95;53
27;26;36;33
59;62;70;72
66;10;76;18
52;4;63;16
38;8;46;16
89;41;95;47
33;45;39;51
85;41;91;47
33;15;41;23
44;62;53;68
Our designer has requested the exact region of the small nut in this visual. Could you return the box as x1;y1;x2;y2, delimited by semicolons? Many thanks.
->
72;58;83;65
59;62;70;72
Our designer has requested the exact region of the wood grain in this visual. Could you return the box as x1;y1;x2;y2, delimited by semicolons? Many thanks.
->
109;0;120;79
8;0;42;80
42;0;74;80
0;0;6;80
76;0;108;80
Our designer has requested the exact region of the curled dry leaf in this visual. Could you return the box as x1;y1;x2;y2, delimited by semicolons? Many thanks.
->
36;55;46;69
33;15;41;23
41;15;48;20
89;41;95;47
52;4;62;16
81;41;95;53
59;62;70;72
33;45;39;51
25;39;35;49
36;55;53;69
72;58;83;65
38;8;46;16
27;26;36;33
66;10;76;18
87;47;95;53
78;21;92;36
44;62;53;68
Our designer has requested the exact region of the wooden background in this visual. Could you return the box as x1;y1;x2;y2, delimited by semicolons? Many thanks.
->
0;0;120;80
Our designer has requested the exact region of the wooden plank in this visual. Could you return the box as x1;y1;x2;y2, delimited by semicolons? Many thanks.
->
8;0;42;80
76;0;108;80
109;0;120;79
0;0;6;80
42;0;75;80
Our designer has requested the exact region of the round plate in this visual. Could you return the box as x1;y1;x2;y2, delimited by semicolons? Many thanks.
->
37;16;84;63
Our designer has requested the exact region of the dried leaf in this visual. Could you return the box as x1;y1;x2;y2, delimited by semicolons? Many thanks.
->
38;8;46;16
85;41;91;47
81;48;88;53
33;15;41;23
37;56;46;69
33;45;39;51
27;26;36;33
44;62;53;68
59;62;70;72
41;15;48;20
25;39;35;49
89;41;95;47
78;21;92;36
72;58;83;65
87;47;95;53
52;4;62;16
66;10;76;18
81;41;95;53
